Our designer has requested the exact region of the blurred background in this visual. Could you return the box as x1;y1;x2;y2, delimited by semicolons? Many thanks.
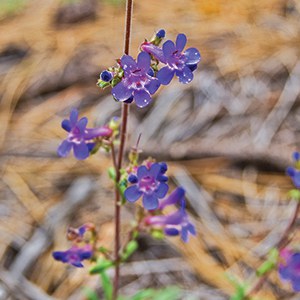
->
0;0;300;299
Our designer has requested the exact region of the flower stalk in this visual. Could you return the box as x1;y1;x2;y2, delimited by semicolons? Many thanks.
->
112;0;133;299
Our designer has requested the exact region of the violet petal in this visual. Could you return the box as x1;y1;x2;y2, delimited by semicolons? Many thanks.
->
292;279;300;292
137;165;149;179
73;142;89;160
77;117;88;134
145;78;160;95
149;163;161;178
293;172;300;188
176;66;193;84
176;34;187;52
187;223;196;235
159;187;185;209
121;55;137;74
57;140;72;157
70;108;78;127
52;251;68;263
184;47;201;65
137;51;151;71
155;182;169;198
134;89;151;108
181;227;188;242
162;40;176;59
143;193;159;210
112;81;132;101
157;67;174;85
124;185;143;202
279;265;291;280
287;167;295;177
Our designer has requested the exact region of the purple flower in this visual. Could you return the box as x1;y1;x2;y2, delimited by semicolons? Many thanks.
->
124;163;169;210
287;152;300;188
159;187;185;210
141;33;201;85
57;108;112;160
146;189;196;242
112;52;160;108
287;167;300;188
279;248;300;292
52;245;93;268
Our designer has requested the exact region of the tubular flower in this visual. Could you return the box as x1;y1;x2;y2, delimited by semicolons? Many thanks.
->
111;52;160;108
124;162;169;210
145;189;196;243
279;248;300;292
52;244;93;268
57;108;113;160
141;33;201;85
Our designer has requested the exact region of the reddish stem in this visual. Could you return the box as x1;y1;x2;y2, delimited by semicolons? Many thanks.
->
112;0;133;299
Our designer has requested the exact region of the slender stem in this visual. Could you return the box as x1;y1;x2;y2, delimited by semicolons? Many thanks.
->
110;140;117;174
245;200;300;298
277;200;300;249
112;1;133;299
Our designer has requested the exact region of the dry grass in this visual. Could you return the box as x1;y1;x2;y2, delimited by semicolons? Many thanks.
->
0;0;300;299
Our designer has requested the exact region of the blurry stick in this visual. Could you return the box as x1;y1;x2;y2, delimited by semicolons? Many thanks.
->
254;61;300;149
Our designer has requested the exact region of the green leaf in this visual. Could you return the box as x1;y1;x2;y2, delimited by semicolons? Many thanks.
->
0;0;26;19
230;285;246;300
97;80;111;89
121;240;138;262
111;77;121;87
89;258;114;274
101;271;113;300
108;167;116;181
256;248;278;276
288;189;300;201
98;246;110;254
256;260;274;277
82;287;99;300
151;229;165;239
226;273;247;300
120;286;181;300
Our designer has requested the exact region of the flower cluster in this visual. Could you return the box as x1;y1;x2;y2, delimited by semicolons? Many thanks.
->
54;30;199;273
141;33;201;85
278;248;300;292
124;162;196;242
97;29;201;108
52;223;95;268
57;108;113;160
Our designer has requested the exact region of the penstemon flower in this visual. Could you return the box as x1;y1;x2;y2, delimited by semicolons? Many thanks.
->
141;33;201;85
52;244;93;268
124;162;169;210
278;248;300;292
57;108;113;160
54;24;200;300
145;187;196;242
112;52;160;108
52;223;96;268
